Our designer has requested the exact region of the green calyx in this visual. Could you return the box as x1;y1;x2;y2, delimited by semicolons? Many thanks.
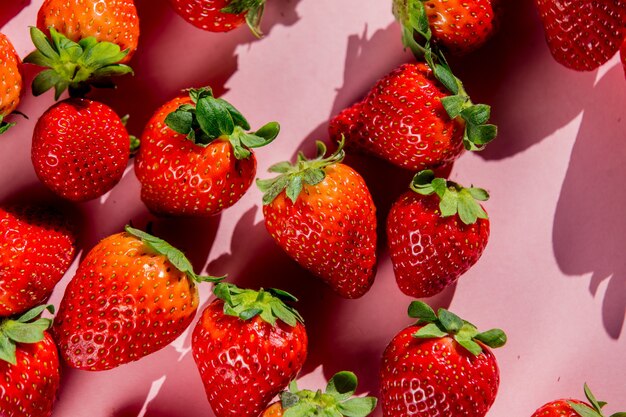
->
392;0;497;151
256;138;345;205
0;115;15;134
280;372;377;417
124;225;224;284
0;305;55;365
165;87;279;160
213;282;304;327
24;27;133;100
221;0;267;37
411;170;489;225
568;384;626;417
408;301;506;356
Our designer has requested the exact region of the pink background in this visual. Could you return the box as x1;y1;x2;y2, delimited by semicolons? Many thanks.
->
2;0;626;415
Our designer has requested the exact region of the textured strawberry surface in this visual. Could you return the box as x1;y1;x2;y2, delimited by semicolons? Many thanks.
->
168;0;246;32
0;33;22;118
261;403;284;417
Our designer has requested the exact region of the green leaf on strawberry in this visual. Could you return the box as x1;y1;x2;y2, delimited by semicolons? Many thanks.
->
565;384;626;417
221;0;267;37
0;305;55;365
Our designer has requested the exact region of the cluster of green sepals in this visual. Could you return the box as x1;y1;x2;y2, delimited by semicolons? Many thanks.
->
411;170;489;225
25;27;133;100
0;304;55;365
257;138;345;205
165;87;279;160
222;0;267;37
568;384;626;417
392;0;497;151
124;225;224;284
279;371;377;417
408;301;506;356
214;282;304;327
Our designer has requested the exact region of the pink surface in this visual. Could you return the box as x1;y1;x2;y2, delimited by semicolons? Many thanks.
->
2;0;626;416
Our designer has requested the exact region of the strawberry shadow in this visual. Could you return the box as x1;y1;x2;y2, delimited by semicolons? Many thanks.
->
0;0;29;29
552;65;626;339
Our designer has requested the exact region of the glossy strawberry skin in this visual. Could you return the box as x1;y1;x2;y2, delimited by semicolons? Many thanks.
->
0;33;23;118
192;300;308;417
263;164;377;299
37;0;140;63
262;403;284;417
387;191;489;298
168;0;246;32
531;400;590;417
31;99;130;202
135;96;257;217
0;332;61;417
380;325;499;417
535;0;626;71
329;63;465;171
0;206;76;317
52;232;199;371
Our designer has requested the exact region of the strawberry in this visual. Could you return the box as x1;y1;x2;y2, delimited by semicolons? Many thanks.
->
381;301;506;417
192;283;308;417
257;140;377;299
31;98;131;202
387;170;490;298
0;305;61;417
0;33;23;134
534;0;626;71
531;384;624;417
135;87;279;217
261;371;377;417
169;0;268;37
0;206;76;317
52;226;222;371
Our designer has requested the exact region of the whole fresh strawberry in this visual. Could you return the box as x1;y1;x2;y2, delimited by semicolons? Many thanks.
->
0;206;76;317
534;0;626;71
387;170;490;298
0;305;61;417
135;87;279;217
531;384;624;417
192;283;308;417
261;371;377;417
31;98;131;202
257;140;377;298
381;301;506;417
169;0;267;37
53;226;222;371
0;33;23;134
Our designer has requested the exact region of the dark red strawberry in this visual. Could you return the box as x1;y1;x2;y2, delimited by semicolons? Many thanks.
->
0;206;76;317
531;384;623;417
534;0;626;71
0;305;61;417
381;301;506;417
0;33;23;134
192;283;308;417
53;226;222;371
387;170;490;298
31;98;131;202
257;140;377;299
135;87;279;217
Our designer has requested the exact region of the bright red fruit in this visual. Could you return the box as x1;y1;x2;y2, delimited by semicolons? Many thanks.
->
135;87;279;217
258;141;377;299
0;206;76;317
169;0;268;36
381;301;506;417
0;33;23;134
192;283;308;417
31;98;130;202
53;226;221;371
387;170;490;298
531;384;623;417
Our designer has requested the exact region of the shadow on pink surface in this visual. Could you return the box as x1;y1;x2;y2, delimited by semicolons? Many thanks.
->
553;65;626;339
0;0;29;29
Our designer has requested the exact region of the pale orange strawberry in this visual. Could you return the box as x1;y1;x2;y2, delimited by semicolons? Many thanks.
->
0;33;23;134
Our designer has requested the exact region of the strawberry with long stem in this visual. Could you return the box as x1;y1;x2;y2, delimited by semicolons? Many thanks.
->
531;384;626;417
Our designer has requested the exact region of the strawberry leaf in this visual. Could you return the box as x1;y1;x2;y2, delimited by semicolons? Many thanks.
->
407;301;437;322
474;329;507;348
568;402;603;417
338;397;378;417
413;323;447;339
326;371;358;400
0;304;55;365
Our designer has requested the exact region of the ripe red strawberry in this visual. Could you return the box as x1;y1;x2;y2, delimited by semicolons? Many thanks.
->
0;305;61;417
192;283;308;417
135;87;279;217
257;140;377;299
534;0;626;71
0;33;23;134
531;384;623;417
0;206;76;317
169;0;268;37
381;301;506;417
261;371;377;417
387;170;490;298
52;226;222;371
31;98;131;202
